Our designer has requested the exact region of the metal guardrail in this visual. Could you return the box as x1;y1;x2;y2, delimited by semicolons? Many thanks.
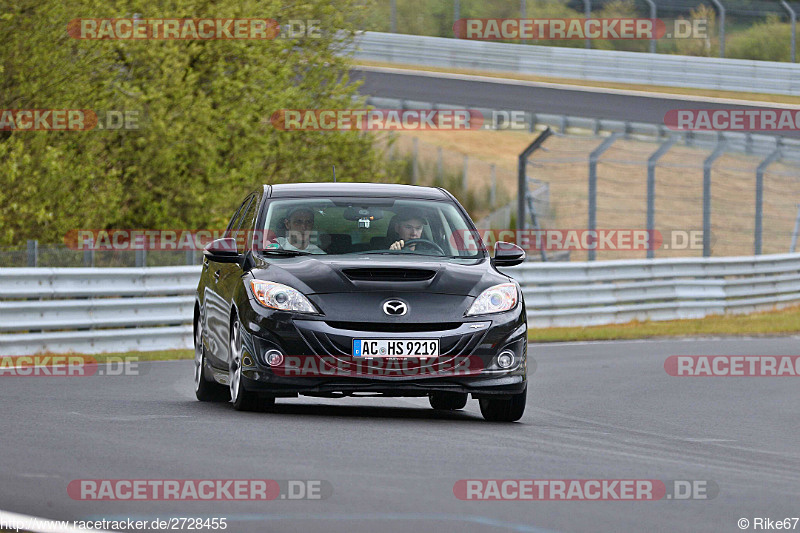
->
3;255;800;354
503;252;800;327
350;32;800;96
0;267;199;355
364;95;800;160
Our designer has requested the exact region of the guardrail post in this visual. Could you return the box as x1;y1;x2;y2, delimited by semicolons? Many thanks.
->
26;240;38;267
518;127;553;233
754;147;782;255
782;0;797;62
646;136;678;258
588;132;623;261
642;0;656;54
703;141;727;257
710;0;725;57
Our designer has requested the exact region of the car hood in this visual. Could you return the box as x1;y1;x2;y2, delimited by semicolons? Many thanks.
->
248;254;508;297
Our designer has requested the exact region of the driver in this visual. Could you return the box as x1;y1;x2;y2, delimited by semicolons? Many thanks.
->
276;207;325;254
389;209;427;252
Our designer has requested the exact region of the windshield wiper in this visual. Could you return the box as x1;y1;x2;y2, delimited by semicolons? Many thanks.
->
260;249;312;256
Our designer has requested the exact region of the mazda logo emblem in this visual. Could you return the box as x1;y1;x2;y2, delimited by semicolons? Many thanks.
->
383;300;408;316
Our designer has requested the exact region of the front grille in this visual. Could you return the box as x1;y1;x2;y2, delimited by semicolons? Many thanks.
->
324;321;461;333
295;321;486;358
342;268;436;282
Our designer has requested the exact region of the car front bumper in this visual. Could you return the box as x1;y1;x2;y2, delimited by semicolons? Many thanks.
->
235;300;528;398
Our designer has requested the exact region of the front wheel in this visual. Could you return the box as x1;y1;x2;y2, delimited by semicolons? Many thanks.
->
229;316;274;412
479;387;527;422
194;316;230;402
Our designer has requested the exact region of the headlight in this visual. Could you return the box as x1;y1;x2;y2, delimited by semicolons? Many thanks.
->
466;283;518;316
250;280;318;313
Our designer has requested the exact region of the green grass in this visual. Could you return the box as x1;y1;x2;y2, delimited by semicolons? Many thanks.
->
23;349;195;363
528;304;800;342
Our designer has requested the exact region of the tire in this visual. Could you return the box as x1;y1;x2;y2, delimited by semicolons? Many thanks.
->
429;392;468;410
479;387;527;422
194;316;230;402
229;315;275;412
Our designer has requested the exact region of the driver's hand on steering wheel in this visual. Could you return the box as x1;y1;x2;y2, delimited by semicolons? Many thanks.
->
389;240;415;251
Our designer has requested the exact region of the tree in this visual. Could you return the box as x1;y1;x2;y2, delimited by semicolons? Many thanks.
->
0;0;382;245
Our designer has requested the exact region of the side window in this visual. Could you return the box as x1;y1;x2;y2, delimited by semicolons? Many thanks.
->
235;196;259;253
224;198;250;238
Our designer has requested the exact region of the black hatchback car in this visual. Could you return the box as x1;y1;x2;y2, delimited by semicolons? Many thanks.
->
194;183;528;421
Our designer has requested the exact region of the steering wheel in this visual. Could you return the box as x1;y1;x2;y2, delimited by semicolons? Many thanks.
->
401;238;445;255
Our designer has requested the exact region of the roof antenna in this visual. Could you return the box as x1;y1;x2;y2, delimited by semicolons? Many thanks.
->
332;165;336;183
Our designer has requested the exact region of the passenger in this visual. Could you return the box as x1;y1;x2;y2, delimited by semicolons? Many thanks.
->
277;207;325;254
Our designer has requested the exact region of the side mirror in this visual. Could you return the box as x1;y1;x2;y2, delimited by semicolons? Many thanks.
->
203;237;240;263
491;241;525;267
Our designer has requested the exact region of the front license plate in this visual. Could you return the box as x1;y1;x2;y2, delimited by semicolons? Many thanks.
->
353;339;440;357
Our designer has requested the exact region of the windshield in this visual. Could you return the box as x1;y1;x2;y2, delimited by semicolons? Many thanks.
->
258;197;484;259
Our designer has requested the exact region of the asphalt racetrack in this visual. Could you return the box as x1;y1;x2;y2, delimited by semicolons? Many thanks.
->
351;66;800;140
2;337;799;532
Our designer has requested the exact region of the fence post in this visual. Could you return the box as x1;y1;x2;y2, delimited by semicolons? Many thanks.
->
782;0;797;63
26;240;38;267
791;205;800;253
642;0;656;54
710;0;725;57
490;163;497;208
391;0;397;33
521;0;526;17
437;146;443;185
412;138;419;185
135;249;147;267
646;136;678;259
582;0;591;49
703;141;727;257
454;0;460;25
588;132;623;261
754;147;782;255
462;154;469;193
518;128;554;233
